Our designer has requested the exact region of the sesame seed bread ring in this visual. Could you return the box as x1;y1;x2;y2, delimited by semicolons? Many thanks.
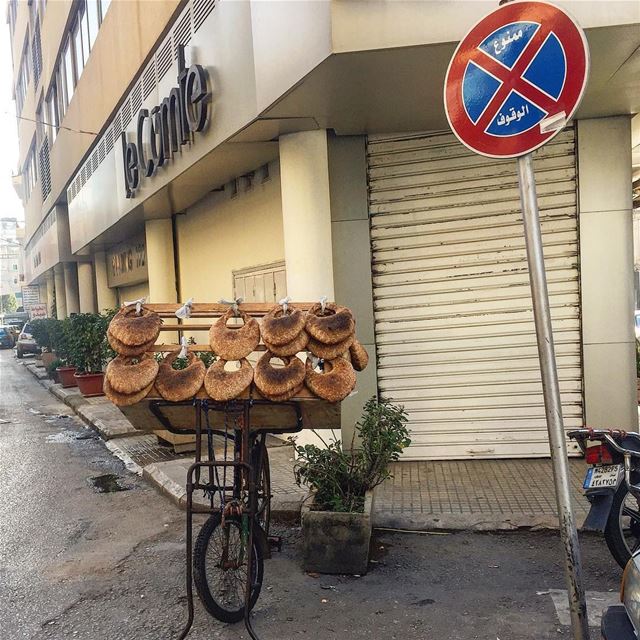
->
260;382;305;403
305;357;356;403
254;352;305;397
155;351;206;402
263;329;309;357
104;377;155;407
109;305;162;347
261;304;306;346
107;328;158;356
106;354;159;395
349;339;369;372
305;303;355;345
307;333;354;360
209;308;260;360
204;358;254;402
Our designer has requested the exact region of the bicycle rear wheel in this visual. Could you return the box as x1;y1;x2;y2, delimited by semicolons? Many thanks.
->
193;513;264;623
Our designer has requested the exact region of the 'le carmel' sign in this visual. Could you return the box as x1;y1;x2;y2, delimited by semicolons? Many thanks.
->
121;47;209;198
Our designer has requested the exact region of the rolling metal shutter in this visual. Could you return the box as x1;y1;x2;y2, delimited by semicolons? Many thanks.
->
367;127;582;460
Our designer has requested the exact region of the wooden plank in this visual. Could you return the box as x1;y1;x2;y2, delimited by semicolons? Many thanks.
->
142;302;322;317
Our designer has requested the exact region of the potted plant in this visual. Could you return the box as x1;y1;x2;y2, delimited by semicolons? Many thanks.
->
67;313;111;396
293;397;410;575
46;358;64;383
51;318;77;388
30;318;57;367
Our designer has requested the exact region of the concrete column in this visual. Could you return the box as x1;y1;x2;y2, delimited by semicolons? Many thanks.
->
63;263;80;316
53;264;67;319
145;219;178;304
327;133;378;446
578;116;637;431
45;271;55;317
94;251;118;312
77;261;97;314
279;130;335;300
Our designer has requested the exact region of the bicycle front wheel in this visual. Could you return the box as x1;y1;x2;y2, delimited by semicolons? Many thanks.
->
193;513;264;623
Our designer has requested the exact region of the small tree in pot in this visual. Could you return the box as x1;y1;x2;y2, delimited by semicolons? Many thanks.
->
293;397;410;574
30;318;58;367
49;318;77;388
67;313;111;396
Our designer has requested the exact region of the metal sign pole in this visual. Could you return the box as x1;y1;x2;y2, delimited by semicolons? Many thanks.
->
517;152;590;640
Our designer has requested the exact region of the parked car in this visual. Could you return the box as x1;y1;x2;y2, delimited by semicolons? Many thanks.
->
15;322;40;358
0;326;14;349
601;551;640;638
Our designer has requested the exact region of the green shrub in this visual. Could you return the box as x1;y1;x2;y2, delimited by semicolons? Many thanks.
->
293;397;411;513
66;313;111;374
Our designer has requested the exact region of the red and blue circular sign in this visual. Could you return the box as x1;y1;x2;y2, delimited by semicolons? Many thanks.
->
444;1;589;158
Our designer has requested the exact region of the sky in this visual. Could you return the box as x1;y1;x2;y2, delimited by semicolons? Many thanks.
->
0;3;25;224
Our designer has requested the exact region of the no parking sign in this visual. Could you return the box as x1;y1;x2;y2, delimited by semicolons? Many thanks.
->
444;3;591;638
444;1;589;158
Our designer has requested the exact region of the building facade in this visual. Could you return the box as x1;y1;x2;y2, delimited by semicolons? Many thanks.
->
0;217;25;306
9;0;640;459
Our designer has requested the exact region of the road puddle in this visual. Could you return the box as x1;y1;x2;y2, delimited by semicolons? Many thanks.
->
89;474;130;493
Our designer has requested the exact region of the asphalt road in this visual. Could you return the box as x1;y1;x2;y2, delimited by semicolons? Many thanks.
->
0;349;624;639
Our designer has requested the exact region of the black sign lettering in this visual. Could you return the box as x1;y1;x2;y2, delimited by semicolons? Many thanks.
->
122;45;210;198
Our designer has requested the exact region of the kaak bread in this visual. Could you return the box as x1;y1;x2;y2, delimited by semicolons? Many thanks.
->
209;308;260;360
204;358;254;402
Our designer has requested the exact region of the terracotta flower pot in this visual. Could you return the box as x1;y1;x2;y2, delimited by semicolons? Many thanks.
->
56;366;78;388
74;372;105;397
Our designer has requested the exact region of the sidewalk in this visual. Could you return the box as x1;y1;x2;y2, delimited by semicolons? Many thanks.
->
25;360;591;530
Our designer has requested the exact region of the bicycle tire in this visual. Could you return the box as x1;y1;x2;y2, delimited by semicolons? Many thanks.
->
193;513;264;623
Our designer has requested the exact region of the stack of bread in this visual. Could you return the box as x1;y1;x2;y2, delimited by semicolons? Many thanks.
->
204;309;259;401
105;305;162;406
104;300;368;406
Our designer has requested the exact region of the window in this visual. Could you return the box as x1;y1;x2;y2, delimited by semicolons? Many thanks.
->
32;21;42;87
48;0;110;123
73;17;84;80
15;38;31;115
45;85;58;143
35;99;44;143
87;0;99;50
63;38;74;104
8;0;17;34
22;142;38;202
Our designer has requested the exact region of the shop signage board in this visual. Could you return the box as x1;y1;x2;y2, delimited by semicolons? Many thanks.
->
29;303;47;320
21;285;41;310
107;236;148;288
444;3;590;639
444;0;589;158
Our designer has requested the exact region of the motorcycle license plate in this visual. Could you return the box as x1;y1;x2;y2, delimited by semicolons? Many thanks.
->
583;465;622;490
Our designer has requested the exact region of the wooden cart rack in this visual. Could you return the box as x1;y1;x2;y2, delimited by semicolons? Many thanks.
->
115;302;344;640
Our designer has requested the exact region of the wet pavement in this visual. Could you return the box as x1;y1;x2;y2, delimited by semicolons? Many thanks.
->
0;350;626;639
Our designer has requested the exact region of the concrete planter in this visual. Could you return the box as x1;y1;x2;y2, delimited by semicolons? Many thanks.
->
302;492;373;575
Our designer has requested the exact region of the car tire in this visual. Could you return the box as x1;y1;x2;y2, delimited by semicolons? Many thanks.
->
16;348;23;359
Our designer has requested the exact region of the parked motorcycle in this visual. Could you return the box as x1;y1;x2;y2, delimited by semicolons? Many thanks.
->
569;428;640;569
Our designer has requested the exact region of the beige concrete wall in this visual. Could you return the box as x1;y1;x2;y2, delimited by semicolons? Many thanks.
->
327;133;378;446
176;161;285;303
578;116;638;431
117;282;150;308
279;131;334;300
